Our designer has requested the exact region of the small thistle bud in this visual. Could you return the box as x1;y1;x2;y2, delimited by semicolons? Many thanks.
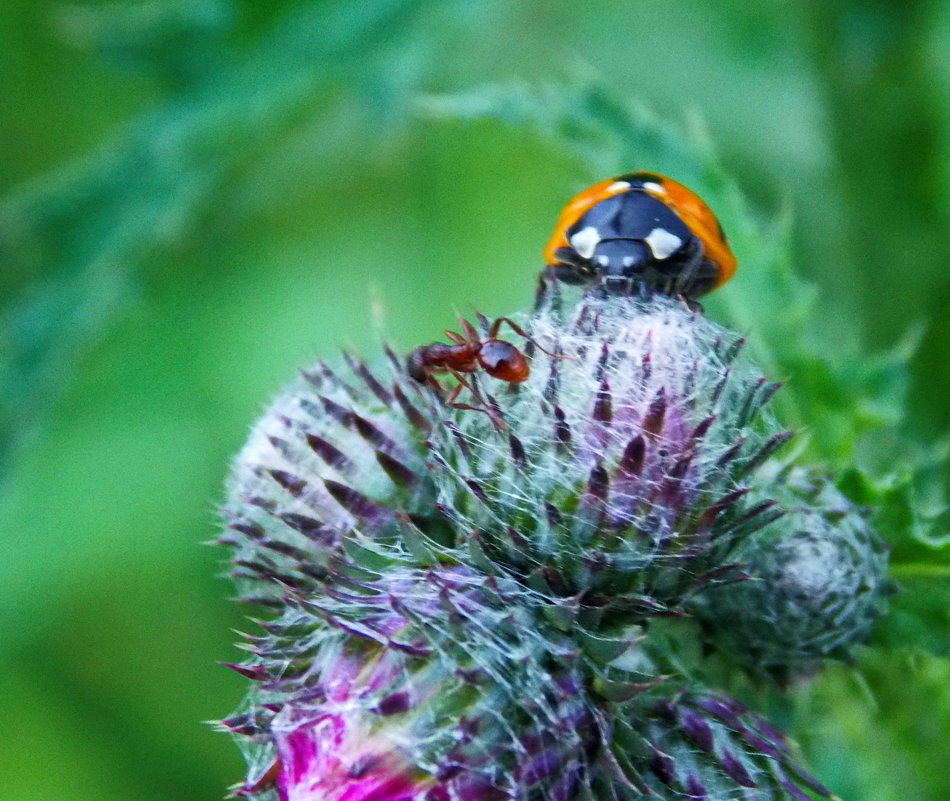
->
691;469;891;682
223;351;439;607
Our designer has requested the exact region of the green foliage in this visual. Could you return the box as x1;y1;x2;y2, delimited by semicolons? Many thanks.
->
0;0;494;480
839;467;950;657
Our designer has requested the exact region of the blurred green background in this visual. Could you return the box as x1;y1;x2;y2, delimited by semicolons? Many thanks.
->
1;1;948;799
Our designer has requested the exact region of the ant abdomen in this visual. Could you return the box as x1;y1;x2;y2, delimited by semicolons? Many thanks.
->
407;343;455;383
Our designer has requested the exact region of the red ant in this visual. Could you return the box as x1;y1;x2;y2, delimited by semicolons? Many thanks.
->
407;316;542;410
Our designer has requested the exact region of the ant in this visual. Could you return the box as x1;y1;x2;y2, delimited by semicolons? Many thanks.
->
407;316;543;411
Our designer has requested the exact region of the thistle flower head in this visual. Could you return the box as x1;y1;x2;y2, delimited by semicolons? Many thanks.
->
224;563;600;800
219;288;885;801
427;292;790;620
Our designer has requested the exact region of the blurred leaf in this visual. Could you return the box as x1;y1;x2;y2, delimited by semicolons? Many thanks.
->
838;466;950;657
797;651;950;801
53;0;233;87
418;79;703;187
0;0;500;483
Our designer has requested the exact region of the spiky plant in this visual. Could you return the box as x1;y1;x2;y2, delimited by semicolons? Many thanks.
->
690;468;892;685
425;290;792;621
219;285;887;800
626;688;839;800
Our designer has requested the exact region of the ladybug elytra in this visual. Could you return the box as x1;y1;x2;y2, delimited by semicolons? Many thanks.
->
542;172;736;299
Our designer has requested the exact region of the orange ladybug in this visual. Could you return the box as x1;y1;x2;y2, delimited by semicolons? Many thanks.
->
542;172;736;299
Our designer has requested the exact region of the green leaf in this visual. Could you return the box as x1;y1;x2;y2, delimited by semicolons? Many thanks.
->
837;466;950;656
0;0;501;483
798;651;950;801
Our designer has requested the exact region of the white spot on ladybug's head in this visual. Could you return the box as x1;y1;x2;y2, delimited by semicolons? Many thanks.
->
644;228;683;260
596;255;610;267
570;226;601;260
607;181;632;193
643;182;665;195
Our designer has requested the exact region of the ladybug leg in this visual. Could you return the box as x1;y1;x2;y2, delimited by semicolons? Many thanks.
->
549;262;593;285
675;247;703;297
534;266;560;302
609;278;642;298
534;270;550;311
535;266;577;312
664;243;706;312
673;294;704;314
670;239;716;300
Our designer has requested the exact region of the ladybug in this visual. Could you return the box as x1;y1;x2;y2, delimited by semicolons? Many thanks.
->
541;172;736;299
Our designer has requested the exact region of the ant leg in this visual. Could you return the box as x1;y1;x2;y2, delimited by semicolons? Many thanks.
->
444;370;506;429
442;369;480;405
443;381;464;406
457;318;480;344
489;316;532;341
474;312;491;338
490;316;561;359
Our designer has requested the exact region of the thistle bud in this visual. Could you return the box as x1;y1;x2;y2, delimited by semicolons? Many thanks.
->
691;469;891;683
426;292;790;621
